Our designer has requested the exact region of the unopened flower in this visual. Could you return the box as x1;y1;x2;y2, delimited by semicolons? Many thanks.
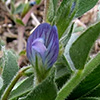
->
26;23;59;70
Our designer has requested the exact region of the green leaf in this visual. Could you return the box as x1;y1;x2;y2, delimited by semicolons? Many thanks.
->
76;0;99;17
64;34;79;70
53;0;59;10
74;26;85;33
55;55;72;89
19;50;26;56
70;22;100;69
11;1;15;14
0;50;19;98
35;0;41;4
21;3;31;18
24;67;34;76
19;68;57;100
79;97;100;100
68;64;100;99
55;70;83;100
0;77;3;90
47;0;59;23
56;55;72;79
54;0;78;38
67;53;100;100
14;4;25;14
61;22;74;47
47;1;54;23
15;18;24;26
56;52;100;100
9;75;34;100
86;84;100;97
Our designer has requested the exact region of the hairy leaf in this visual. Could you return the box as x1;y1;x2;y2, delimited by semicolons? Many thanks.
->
76;0;99;17
0;50;19;98
9;75;34;100
47;0;59;23
19;68;57;100
54;0;78;38
86;84;100;97
70;22;100;69
68;53;100;100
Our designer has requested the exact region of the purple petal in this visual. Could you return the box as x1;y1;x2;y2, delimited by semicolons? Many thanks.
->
32;38;47;60
44;25;59;68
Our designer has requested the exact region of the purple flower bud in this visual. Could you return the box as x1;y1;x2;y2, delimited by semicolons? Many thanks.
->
26;23;59;69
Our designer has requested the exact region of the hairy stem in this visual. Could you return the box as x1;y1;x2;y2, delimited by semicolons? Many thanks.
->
55;70;82;100
55;53;100;100
1;66;31;100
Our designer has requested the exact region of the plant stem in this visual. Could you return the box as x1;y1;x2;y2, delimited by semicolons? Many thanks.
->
55;70;83;100
1;66;31;100
55;53;100;100
18;7;35;53
17;26;25;53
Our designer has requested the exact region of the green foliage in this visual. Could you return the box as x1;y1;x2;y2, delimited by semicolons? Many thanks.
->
11;1;15;14
19;68;57;100
14;4;25;14
70;22;100;69
76;0;99;17
24;67;34;76
64;33;79;70
55;55;72;89
15;18;24;26
9;75;34;100
55;70;83;100
56;51;100;100
54;0;78;38
68;57;100;99
35;0;41;4
0;77;3;90
87;84;100;97
47;0;59;23
79;97;100;100
21;3;31;18
61;22;74;47
1;0;100;100
0;50;19;98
